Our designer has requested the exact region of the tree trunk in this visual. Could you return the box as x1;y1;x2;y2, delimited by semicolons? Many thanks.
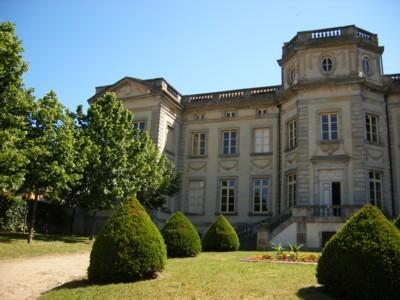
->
70;207;76;235
89;210;97;240
27;194;38;244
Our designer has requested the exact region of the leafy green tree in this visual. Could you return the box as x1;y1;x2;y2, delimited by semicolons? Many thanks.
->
0;22;34;194
394;215;400;230
71;92;178;237
21;91;80;243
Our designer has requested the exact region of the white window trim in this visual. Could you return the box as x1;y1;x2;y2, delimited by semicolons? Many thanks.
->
191;131;207;157
219;178;237;213
287;119;297;149
221;129;239;156
320;112;339;141
369;171;383;209
287;173;296;208
133;120;146;130
252;177;270;213
365;113;380;144
187;179;206;215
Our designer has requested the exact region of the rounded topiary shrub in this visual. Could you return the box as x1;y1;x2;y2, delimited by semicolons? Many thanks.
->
317;204;400;300
394;215;400;230
161;211;201;257
87;198;167;284
202;215;239;251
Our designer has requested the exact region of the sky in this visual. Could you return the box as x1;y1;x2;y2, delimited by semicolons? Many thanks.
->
1;0;399;111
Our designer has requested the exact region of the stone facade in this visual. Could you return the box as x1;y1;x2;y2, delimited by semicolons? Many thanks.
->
89;25;400;249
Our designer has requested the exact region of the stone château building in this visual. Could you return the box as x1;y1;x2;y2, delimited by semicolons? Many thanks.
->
89;25;400;249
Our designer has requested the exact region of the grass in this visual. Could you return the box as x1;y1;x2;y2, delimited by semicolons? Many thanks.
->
41;251;333;300
0;232;93;259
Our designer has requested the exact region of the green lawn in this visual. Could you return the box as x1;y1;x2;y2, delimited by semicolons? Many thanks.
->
41;251;332;300
0;232;93;259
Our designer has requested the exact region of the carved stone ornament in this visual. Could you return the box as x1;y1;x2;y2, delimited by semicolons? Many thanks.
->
218;160;239;172
250;159;271;170
366;148;383;161
320;142;340;155
188;161;207;172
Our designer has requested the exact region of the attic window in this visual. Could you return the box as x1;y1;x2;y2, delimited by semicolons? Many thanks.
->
225;111;236;118
194;114;205;120
257;108;268;116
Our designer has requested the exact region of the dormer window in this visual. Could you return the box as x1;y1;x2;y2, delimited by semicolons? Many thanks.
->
225;111;236;118
321;57;333;73
194;114;205;120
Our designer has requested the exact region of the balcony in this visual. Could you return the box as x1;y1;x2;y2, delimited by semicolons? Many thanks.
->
282;25;380;60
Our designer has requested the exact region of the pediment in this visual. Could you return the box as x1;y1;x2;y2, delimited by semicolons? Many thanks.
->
111;78;151;98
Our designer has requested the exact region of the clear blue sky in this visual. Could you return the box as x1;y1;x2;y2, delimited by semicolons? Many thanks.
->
1;0;399;111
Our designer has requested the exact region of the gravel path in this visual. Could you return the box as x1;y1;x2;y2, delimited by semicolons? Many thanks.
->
0;252;90;300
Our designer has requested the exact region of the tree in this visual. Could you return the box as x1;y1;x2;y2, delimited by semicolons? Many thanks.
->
21;91;80;243
202;215;240;251
70;92;178;238
0;22;34;194
395;215;400;230
88;198;167;283
161;211;201;257
317;205;400;300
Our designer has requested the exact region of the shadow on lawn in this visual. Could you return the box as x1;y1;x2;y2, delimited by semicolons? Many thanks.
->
297;286;341;300
0;232;89;244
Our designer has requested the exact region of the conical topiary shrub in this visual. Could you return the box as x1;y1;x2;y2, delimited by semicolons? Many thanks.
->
317;204;400;300
395;215;400;230
87;198;167;284
202;215;240;251
161;211;201;257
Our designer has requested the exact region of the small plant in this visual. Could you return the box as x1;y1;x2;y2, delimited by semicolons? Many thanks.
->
271;242;285;256
288;242;303;259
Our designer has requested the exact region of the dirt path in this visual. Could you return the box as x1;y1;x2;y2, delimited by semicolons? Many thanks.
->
0;252;90;300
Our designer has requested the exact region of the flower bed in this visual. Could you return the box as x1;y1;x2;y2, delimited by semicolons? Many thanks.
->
241;253;319;264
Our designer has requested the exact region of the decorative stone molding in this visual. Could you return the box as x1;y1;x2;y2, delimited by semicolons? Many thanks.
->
319;142;340;155
250;158;272;170
187;161;207;172
366;148;383;161
286;152;297;167
311;155;351;164
218;160;239;171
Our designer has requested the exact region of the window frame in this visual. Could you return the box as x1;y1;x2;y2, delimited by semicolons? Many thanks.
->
320;112;339;141
187;179;206;215
191;131;207;157
219;178;237;214
287;173;297;208
252;177;270;213
287;119;297;150
368;171;383;209
220;129;239;156
253;127;271;154
133;120;146;131
365;113;380;144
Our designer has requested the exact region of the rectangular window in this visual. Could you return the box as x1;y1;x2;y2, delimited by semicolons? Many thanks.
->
287;174;296;208
222;130;238;155
225;111;236;118
220;179;236;213
253;178;269;213
165;125;175;153
287;119;297;149
188;180;205;214
133;121;145;131
366;114;379;143
254;128;270;153
191;132;207;156
369;171;382;208
321;113;338;141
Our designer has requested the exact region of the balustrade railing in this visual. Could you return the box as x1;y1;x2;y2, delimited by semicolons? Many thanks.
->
292;205;362;218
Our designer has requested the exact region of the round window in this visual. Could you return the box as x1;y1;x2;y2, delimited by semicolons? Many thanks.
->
321;57;333;73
